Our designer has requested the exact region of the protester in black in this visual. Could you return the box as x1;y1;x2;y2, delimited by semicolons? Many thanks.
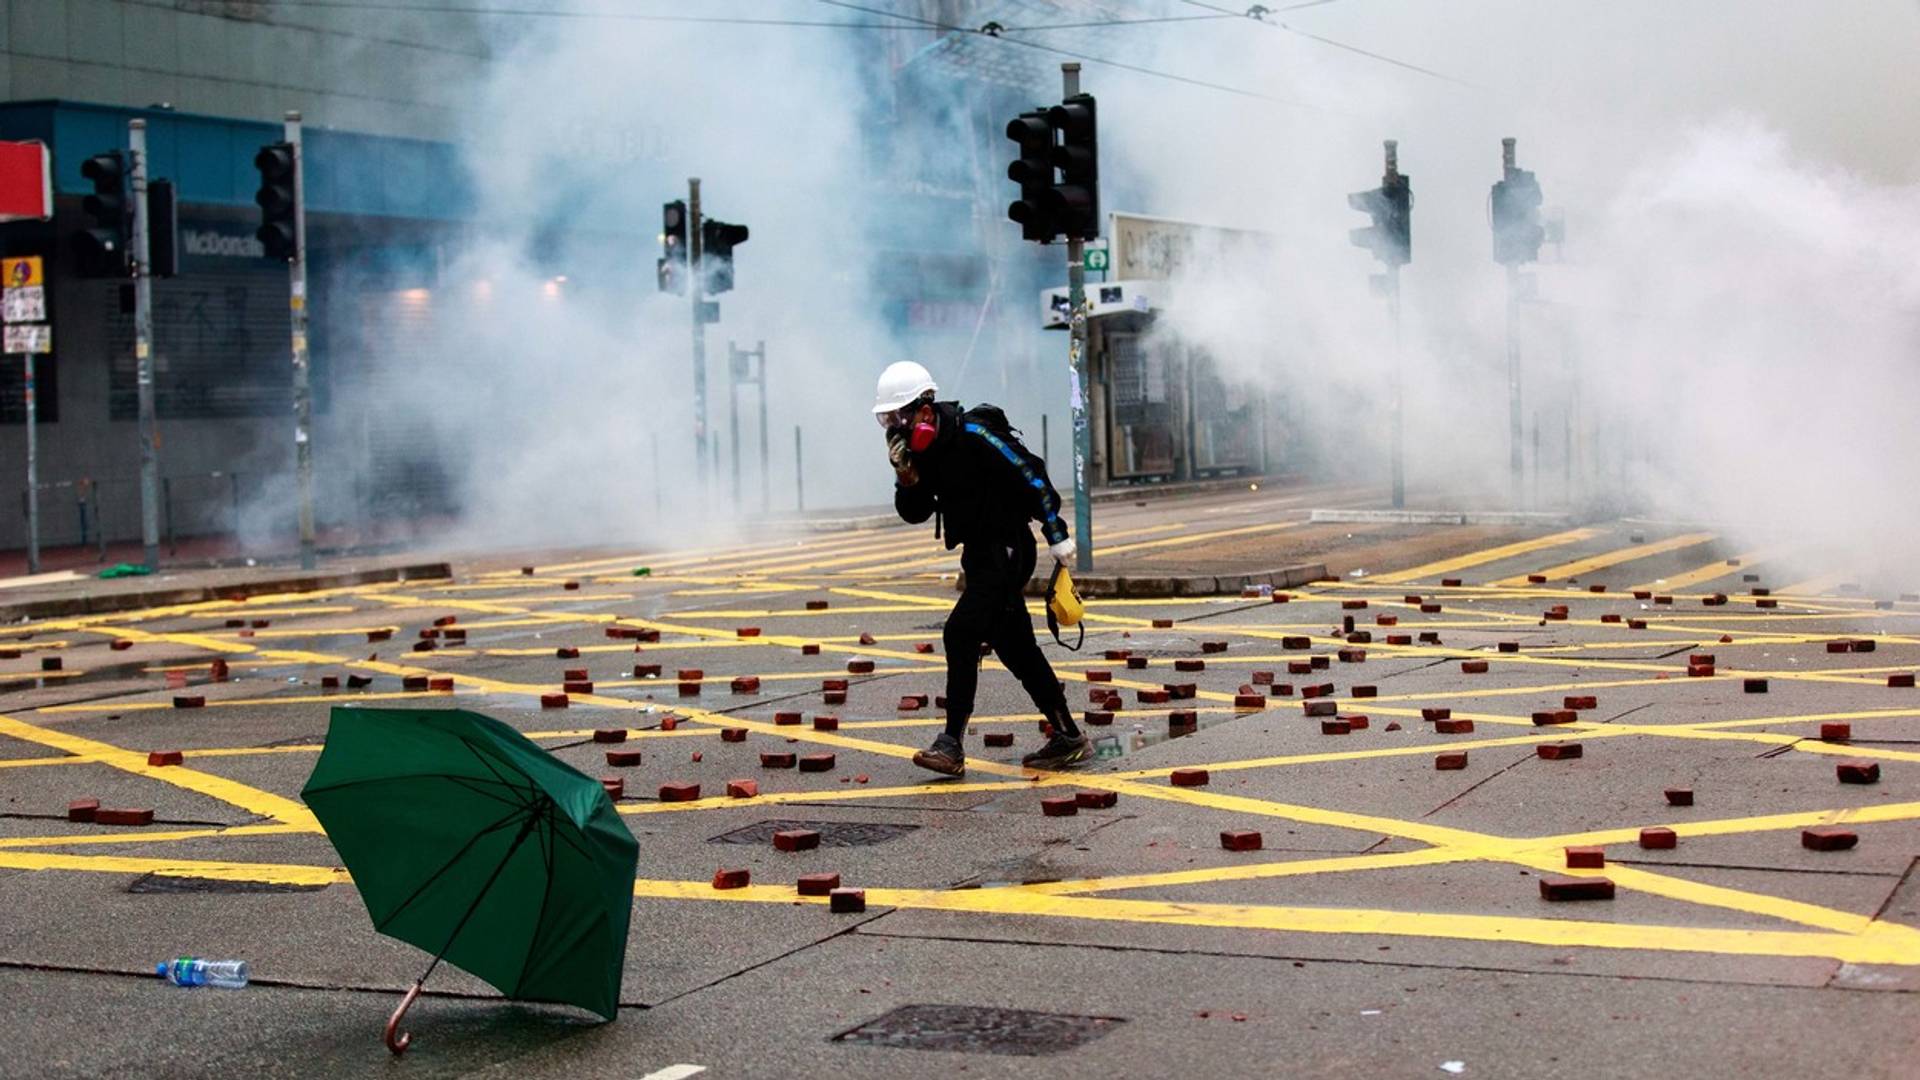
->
871;361;1089;776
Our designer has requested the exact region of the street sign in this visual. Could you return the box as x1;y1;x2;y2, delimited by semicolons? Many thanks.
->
1084;248;1110;272
4;255;43;288
5;323;52;354
3;285;44;323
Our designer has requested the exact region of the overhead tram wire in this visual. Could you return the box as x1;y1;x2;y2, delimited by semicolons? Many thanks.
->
228;0;917;28
1178;0;1481;88
814;0;1328;109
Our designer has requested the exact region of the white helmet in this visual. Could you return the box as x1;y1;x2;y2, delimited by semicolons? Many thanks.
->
872;360;938;415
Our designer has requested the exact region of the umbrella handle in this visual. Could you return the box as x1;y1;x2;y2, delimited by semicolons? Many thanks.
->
385;980;423;1056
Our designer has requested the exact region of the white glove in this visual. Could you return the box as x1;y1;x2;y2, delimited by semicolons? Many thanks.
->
1049;538;1075;566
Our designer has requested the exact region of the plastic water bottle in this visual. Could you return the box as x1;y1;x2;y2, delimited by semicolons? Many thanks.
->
156;957;248;989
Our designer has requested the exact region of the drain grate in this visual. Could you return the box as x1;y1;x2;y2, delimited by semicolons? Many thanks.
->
834;1004;1124;1056
708;819;918;847
128;873;327;894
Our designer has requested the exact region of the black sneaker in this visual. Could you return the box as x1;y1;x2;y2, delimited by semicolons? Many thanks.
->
912;733;966;777
1021;733;1091;771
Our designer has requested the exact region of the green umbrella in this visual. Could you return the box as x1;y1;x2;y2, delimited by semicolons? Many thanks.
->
301;707;637;1053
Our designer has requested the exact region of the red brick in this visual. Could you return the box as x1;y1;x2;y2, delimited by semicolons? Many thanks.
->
857;632;877;646
556;646;580;659
731;676;762;694
806;600;830;611
1527;574;1548;584
1564;846;1605;869
1386;634;1413;645
1170;768;1210;787
1497;642;1520;654
605;749;642;768
94;808;154;827
848;660;875;674
592;728;627;744
799;753;836;773
1153;619;1174;629
67;799;99;823
1085;711;1114;727
811;715;839;732
1461;660;1489;674
1589;584;1607;594
1173;659;1206;673
1743;679;1768;693
823;691;847;706
659;782;701;802
1820;723;1851;742
1628;619;1648;630
801;643;821;656
1377;615;1399;627
1342;714;1370;730
774;829;821;852
897;694;928;710
829;887;867;913
1341;600;1368;610
1540;875;1614;901
1826;640;1853;654
367;630;393;643
1272;593;1291;603
1537;742;1583;760
1041;797;1079;818
1600;614;1622;624
1665;788;1694;806
1338;648;1367;663
540;693;568;709
633;663;662;678
1890;673;1916;689
1756;598;1778;609
1639;827;1678;850
983;732;1015;748
760;752;797;769
677;682;703;697
1837;760;1880;784
320;675;340;689
110;639;133;651
1075;790;1118;809
1689;653;1715;665
172;695;205;709
1282;636;1312;650
560;679;593;695
1320;719;1352;735
797;872;840;895
1654;595;1673;605
1085;670;1113;683
1250;671;1276;685
1422;708;1452;721
1802;827;1859;852
1420;601;1445;613
1686;664;1714;677
562;581;581;591
712;868;750;890
1435;752;1468;771
1854;639;1878;653
1220;830;1263;852
1137;689;1170;705
1201;641;1229;654
1564;696;1598;710
419;628;441;640
726;779;758;799
600;778;625;800
1531;710;1577;726
562;667;590;681
1442;578;1463;587
736;627;762;638
660;717;680;731
1435;718;1475;734
1303;700;1338;717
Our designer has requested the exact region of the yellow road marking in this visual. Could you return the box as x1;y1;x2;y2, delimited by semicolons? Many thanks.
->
1489;532;1717;588
1370;528;1600;585
1630;549;1778;593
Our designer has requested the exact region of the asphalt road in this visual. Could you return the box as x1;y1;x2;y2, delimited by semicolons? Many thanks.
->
3;493;1919;1078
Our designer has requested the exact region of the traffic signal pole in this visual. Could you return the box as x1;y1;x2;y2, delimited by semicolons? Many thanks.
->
1063;63;1093;573
1502;138;1523;506
1384;140;1405;511
688;178;708;492
286;111;316;570
130;118;160;571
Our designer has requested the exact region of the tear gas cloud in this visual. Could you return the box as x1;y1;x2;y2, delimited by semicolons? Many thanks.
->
345;0;1920;581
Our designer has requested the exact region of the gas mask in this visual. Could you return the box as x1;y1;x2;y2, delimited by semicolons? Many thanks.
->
906;403;938;452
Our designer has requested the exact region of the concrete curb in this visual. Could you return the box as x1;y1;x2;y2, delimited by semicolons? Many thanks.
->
1308;508;1575;527
0;561;454;622
968;562;1330;599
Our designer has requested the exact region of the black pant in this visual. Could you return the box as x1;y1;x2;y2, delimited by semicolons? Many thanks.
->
942;535;1072;740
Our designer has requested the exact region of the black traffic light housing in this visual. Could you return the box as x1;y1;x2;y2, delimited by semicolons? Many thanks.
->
74;150;130;277
1047;93;1099;241
1348;173;1411;268
148;178;178;279
254;141;298;261
701;218;749;294
1006;109;1056;243
658;199;687;294
1490;167;1544;266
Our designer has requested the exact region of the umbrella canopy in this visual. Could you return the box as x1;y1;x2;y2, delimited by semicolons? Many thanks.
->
302;707;637;1022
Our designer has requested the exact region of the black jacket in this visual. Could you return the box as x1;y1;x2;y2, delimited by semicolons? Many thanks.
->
894;402;1070;553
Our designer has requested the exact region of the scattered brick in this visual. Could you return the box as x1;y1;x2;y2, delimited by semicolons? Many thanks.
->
1564;696;1598;710
659;782;700;802
1565;846;1605;869
1304;700;1338;717
1422;708;1452;721
172;695;205;709
1137;689;1170;705
1041;797;1079;818
1085;710;1114;726
562;581;581;591
736;627;762;638
1170;768;1210;787
1600;613;1622;624
1687;664;1715;677
1435;752;1468;771
67;799;100;823
797;872;840;895
606;749;642;768
1461;661;1489;674
1756;598;1778;609
1639;827;1678;850
1890;673;1916;689
679;682;703;697
1347;632;1373;645
774;829;821;852
725;779;758;799
801;643;821;656
1153;619;1174;629
1126;656;1150;670
1387;634;1413;645
712;868;750;890
1338;648;1367;663
1837;760;1880;784
1076;790;1118;809
1377;615;1399;627
1201;641;1229;654
1320;719;1352;735
1220;830;1263;852
1442;577;1464;587
1282;636;1311;650
556;646;580;659
1351;685;1377;698
1343;714;1370;730
1174;659;1206;673
1802;827;1859;852
1310;656;1331;670
1665;788;1694;807
1819;722;1851;742
1628;619;1648;630
848;660;876;674
829;887;867;913
600;778;625;800
1435;718;1475;734
1342;600;1368;610
984;732;1015;748
799;753;835;773
1826;640;1853;654
94;808;154;827
633;663;662;678
1744;678;1768;693
1527;574;1548;584
347;675;373;689
1234;694;1266;709
146;750;183;767
1537;742;1583;760
1540;875;1614;901
1532;710;1577;726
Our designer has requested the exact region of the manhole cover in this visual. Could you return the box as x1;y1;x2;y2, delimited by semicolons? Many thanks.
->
128;874;326;894
833;1004;1124;1056
708;819;919;847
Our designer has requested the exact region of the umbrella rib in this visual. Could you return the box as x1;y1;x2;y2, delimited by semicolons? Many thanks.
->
458;736;536;802
373;802;532;934
511;810;561;999
303;772;527;805
420;797;550;987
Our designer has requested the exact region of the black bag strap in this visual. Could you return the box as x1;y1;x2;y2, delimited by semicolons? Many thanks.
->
1046;563;1084;651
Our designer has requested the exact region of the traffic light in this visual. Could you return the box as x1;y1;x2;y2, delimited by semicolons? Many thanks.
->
73;151;129;277
253;141;298;261
1348;173;1411;268
1490;167;1544;266
658;199;687;294
1047;93;1099;241
701;218;749;294
148;179;178;279
1006;108;1057;243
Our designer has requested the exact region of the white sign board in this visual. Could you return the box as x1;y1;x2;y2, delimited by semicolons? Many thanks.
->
3;285;46;323
1108;212;1272;282
5;323;51;354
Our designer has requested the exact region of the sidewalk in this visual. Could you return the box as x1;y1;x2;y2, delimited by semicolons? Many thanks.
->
0;555;452;621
